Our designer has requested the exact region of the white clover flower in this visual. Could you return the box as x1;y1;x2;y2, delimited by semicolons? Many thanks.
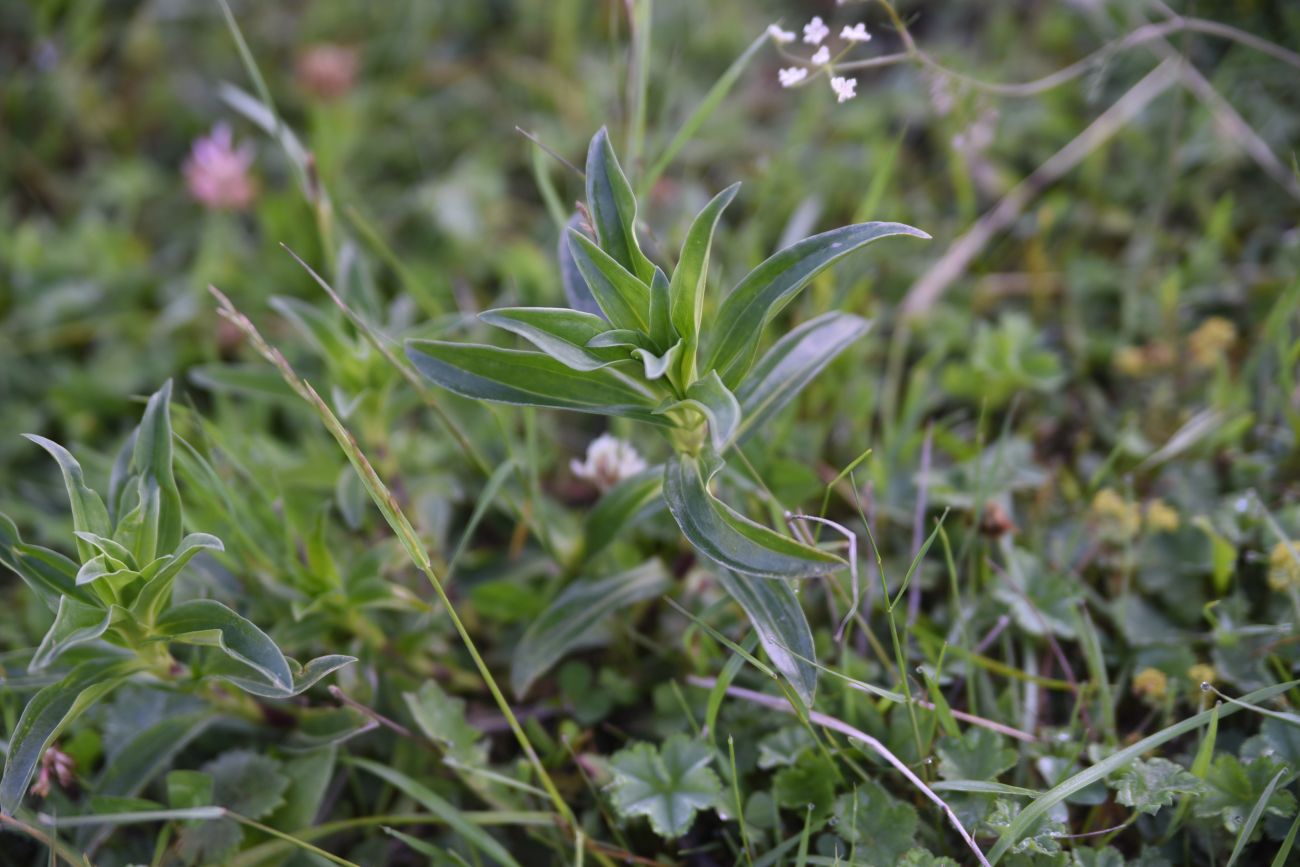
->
778;66;809;88
570;434;647;492
811;46;830;65
803;16;829;45
766;24;796;44
831;75;858;103
841;23;872;42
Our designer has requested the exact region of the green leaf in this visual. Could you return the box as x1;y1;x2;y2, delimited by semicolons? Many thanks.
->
1107;757;1205;815
210;653;356;699
936;728;1019;782
154;599;294;694
773;753;837;821
703;222;928;386
632;338;684;381
205;749;290;820
558;213;603;316
658;371;742;453
406;340;665;425
119;380;184;564
831;780;919;861
986;678;1300;864
1;657;138;815
585;126;654;284
607;734;721;839
129;533;225;624
662;454;844;579
479;306;627;371
984;798;1065;856
566;228;651;331
756;726;815;770
351;757;523;867
167;770;214;810
588;328;654;350
716;568;817;708
734;312;871;442
23;434;112;563
648;266;677;353
0;513;95;610
669;184;739;366
1195;753;1296;833
511;560;670;698
96;712;216;803
30;597;131;671
574;467;663;567
403;680;488;767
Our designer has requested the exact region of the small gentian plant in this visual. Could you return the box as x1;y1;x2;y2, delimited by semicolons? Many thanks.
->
0;382;354;815
406;129;926;703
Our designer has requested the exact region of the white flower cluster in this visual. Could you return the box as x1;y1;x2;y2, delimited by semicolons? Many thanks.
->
767;15;870;103
570;434;647;492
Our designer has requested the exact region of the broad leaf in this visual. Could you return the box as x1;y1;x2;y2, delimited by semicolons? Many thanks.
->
936;727;1019;782
31;597;132;671
23;434;111;563
403;680;488;767
669;184;739;367
155;599;294;694
406;340;666;425
585;126;654;283
734;312;871;442
575;466;663;567
1107;757;1205;815
716;569;817;708
479;307;626;371
704;222;927;386
607;734;721;839
773;753;837;820
662;454;843;578
511;560;670;698
1;657;138;815
566;229;651;331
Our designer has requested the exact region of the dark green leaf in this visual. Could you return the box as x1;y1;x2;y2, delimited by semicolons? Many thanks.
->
704;222;927;386
669;184;739;364
155;599;294;694
832;780;919;860
23;434;111;563
566;229;651;331
479;306;626;371
406;340;666;425
511;560;670;698
648;266;677;352
662;454;844;578
403;680;488;767
0;513;95;610
936;728;1019;782
734;312;870;442
558;214;603;316
211;653;356;699
129;533;225;624
716;569;817;708
585;126;654;283
30;598;131;671
575;466;663;567
658;371;742;452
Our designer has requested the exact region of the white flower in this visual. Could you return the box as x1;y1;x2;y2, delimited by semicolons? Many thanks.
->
766;24;796;44
778;66;809;88
830;76;858;103
841;23;872;42
811;46;830;65
570;434;647;492
803;16;829;45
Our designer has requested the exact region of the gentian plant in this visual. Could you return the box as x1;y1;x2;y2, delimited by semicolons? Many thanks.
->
406;128;927;706
0;382;355;815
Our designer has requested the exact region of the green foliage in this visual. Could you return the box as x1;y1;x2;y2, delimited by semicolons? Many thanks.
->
607;734;722;838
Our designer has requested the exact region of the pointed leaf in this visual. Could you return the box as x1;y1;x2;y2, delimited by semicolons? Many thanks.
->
734;312;871;442
648;266;676;352
213;654;357;699
669;183;739;356
632;339;683;381
558;214;603;316
566;229;650;331
511;560;670;698
588;329;653;350
704;222;927;386
406;340;666;424
1;657;138;815
114;381;183;563
154;599;294;693
31;598;132;671
662;455;843;578
0;513;96;610
576;467;663;566
585;126;654;283
129;533;225;624
23;435;111;563
716;569;817;708
478;307;625;371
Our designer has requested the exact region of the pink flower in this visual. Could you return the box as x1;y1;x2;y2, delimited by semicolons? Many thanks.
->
183;123;256;211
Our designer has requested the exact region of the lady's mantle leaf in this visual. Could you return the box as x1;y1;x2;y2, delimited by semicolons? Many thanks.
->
607;734;721;838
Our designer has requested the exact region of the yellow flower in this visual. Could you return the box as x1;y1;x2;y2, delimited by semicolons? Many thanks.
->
1187;316;1237;369
1145;499;1180;533
1132;667;1168;702
1187;664;1216;688
1092;488;1141;539
1268;541;1300;591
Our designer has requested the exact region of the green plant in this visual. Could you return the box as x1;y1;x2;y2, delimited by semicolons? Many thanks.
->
406;127;927;706
0;382;354;816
